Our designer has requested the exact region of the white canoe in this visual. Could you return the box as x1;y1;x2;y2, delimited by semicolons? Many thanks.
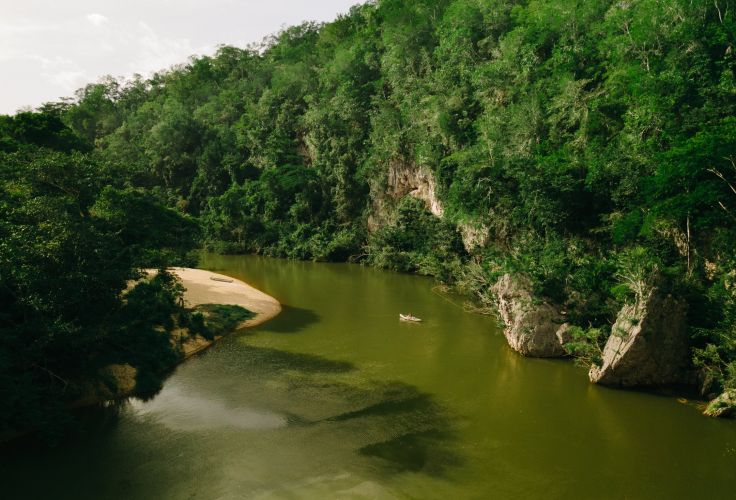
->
400;314;422;322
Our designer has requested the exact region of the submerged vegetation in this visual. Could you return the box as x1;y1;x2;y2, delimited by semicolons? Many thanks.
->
1;0;736;435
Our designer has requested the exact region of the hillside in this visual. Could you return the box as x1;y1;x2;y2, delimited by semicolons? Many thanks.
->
2;0;736;436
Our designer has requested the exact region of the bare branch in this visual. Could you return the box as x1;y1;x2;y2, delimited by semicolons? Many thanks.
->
32;363;70;391
708;167;736;196
714;1;724;23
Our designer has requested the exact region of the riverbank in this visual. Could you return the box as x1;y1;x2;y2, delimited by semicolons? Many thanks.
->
165;267;282;357
1;267;281;445
88;268;281;400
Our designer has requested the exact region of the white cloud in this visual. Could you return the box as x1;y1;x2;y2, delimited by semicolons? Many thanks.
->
0;0;360;114
86;13;108;27
48;70;88;89
134;21;198;73
0;21;60;36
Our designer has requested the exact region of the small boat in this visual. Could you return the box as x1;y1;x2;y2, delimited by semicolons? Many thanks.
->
400;314;422;322
210;276;234;283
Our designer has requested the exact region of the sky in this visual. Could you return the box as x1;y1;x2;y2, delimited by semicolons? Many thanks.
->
0;0;362;114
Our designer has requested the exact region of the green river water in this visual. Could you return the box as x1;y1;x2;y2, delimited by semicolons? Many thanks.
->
2;254;736;499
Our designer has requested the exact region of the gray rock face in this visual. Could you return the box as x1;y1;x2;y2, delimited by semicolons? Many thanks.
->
704;389;736;418
386;160;444;217
367;159;444;232
492;274;566;357
589;292;688;387
458;222;489;253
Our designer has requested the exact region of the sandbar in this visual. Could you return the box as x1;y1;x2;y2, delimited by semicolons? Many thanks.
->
169;267;281;328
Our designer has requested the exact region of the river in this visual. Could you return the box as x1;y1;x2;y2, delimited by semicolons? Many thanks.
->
2;254;735;499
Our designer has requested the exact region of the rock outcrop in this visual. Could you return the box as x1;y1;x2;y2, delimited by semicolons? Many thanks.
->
368;159;445;232
704;389;736;418
459;222;489;253
492;274;567;357
589;291;689;387
386;160;444;217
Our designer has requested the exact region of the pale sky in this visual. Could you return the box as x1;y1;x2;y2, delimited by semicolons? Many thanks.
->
0;0;362;114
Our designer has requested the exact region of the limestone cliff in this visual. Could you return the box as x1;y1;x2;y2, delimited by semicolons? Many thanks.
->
492;274;567;357
458;222;490;253
369;159;444;231
589;291;689;387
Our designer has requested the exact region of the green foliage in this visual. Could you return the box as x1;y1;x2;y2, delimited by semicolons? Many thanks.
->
194;304;255;340
612;246;662;304
0;116;199;437
104;271;186;394
488;235;617;325
91;186;200;268
0;111;89;153
693;267;736;392
201;164;364;260
563;326;608;368
366;197;465;281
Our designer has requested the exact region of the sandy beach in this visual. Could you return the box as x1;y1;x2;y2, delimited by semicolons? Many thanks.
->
169;267;281;328
158;267;281;358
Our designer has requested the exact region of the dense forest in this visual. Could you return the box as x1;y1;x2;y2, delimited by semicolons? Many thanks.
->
2;0;735;436
0;111;205;439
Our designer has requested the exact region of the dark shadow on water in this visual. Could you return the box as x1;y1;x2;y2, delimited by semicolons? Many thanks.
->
172;340;464;478
0;399;126;456
132;304;320;403
252;304;319;334
593;380;707;402
327;393;435;422
241;344;356;374
311;380;463;478
226;343;464;478
2;344;463;489
360;428;462;476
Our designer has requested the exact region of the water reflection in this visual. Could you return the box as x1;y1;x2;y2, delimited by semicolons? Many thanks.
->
130;387;287;431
